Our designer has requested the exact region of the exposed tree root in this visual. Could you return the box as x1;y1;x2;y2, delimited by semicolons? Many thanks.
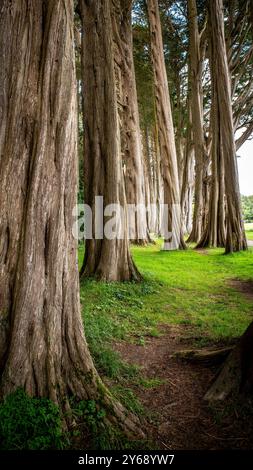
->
171;346;233;366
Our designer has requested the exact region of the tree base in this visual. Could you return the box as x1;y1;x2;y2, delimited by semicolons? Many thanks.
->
204;322;253;402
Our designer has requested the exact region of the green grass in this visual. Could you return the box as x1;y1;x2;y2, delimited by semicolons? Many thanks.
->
80;243;253;348
78;241;253;414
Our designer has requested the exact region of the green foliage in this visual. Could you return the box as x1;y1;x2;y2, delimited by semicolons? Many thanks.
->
242;195;253;222
0;389;64;450
72;399;106;435
71;398;144;450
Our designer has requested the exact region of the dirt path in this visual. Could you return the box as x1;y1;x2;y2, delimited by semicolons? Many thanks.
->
114;325;253;449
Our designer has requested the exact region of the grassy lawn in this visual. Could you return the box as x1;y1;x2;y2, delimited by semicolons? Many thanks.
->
79;243;253;390
245;222;253;241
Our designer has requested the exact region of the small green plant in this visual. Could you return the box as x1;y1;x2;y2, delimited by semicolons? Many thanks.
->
139;377;165;389
73;399;106;433
0;388;64;450
71;398;125;449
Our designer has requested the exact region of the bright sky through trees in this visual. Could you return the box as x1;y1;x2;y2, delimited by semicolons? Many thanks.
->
238;139;253;196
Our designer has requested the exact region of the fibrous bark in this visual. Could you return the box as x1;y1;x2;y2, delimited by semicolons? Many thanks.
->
79;0;141;280
0;0;141;435
197;96;226;248
205;322;253;401
181;64;195;236
207;0;247;253
187;0;207;244
147;0;186;250
112;0;150;245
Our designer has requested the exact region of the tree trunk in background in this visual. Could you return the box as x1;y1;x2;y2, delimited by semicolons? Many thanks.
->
112;0;150;245
143;128;157;235
208;0;247;253
197;54;226;248
0;0;141;434
187;0;207;244
147;0;186;250
79;0;141;281
181;104;195;236
181;60;195;236
173;73;186;194
153;124;164;236
251;0;253;38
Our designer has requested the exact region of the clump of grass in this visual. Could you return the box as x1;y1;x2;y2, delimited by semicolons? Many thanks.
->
111;386;144;415
139;377;165;389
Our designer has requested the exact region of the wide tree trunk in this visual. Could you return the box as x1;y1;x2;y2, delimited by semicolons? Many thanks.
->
197;72;226;248
112;0;150;245
187;0;207;244
0;0;140;435
79;0;141;281
147;0;186;250
207;0;247;253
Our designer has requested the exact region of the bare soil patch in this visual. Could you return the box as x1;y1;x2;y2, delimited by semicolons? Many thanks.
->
113;325;253;449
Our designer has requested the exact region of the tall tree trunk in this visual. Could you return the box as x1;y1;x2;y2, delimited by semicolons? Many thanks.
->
197;68;226;248
153;124;164;236
143;127;157;235
181;102;195;236
0;0;140;435
181;57;195;236
207;0;247;253
187;0;207;244
79;0;141;280
147;0;186;250
112;0;150;245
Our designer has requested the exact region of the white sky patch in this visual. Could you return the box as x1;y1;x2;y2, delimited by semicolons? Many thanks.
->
237;138;253;196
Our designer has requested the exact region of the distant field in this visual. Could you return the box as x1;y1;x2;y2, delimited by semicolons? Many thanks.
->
245;222;253;240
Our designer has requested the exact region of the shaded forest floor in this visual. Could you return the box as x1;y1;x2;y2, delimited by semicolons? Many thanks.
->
114;323;253;449
79;243;253;449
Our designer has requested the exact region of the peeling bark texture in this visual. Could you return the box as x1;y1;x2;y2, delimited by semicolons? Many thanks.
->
142;128;157;238
79;0;141;281
187;0;207;244
197;93;226;248
205;322;253;402
181;67;195;236
181;132;195;236
147;0;186;250
112;0;150;245
0;0;142;435
153;123;164;236
208;0;247;253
